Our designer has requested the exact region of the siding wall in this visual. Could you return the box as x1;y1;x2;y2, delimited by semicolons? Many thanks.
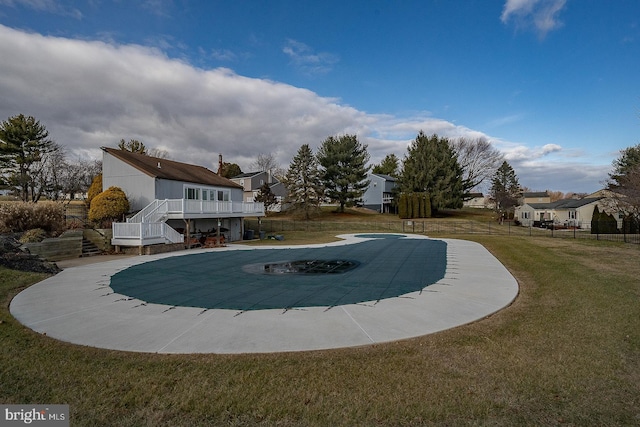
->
103;152;156;211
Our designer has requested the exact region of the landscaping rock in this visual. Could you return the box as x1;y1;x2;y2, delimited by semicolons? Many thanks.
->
0;234;60;274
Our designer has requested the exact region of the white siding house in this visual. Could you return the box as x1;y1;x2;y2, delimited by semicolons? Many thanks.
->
515;197;602;229
103;147;264;246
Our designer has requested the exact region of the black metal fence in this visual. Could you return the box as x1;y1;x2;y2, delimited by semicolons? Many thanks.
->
245;219;640;245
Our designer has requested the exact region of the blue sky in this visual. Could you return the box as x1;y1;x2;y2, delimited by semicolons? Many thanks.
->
0;0;638;193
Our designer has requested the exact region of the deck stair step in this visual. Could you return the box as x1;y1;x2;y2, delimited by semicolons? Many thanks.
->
81;238;102;257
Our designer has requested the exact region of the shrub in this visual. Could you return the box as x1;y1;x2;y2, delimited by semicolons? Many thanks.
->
398;194;409;219
0;201;65;234
591;205;618;234
89;186;130;226
398;192;431;219
19;228;46;243
86;174;102;208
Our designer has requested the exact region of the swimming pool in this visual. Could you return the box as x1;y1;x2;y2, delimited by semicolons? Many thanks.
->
109;235;447;311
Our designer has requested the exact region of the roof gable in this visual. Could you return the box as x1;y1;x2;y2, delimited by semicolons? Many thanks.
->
102;147;241;189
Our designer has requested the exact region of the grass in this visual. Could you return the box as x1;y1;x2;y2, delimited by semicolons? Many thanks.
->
1;225;640;425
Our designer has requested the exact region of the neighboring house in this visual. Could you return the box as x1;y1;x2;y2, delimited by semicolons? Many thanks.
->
230;171;287;212
521;191;550;205
361;173;397;213
515;196;602;229
102;147;264;246
463;193;490;209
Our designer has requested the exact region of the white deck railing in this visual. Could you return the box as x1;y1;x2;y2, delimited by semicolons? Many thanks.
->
128;199;264;223
114;198;263;246
112;222;184;246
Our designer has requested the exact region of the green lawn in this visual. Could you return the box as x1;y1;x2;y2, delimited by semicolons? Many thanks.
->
1;232;639;426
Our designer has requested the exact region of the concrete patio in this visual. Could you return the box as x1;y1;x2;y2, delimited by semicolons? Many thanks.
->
10;234;518;354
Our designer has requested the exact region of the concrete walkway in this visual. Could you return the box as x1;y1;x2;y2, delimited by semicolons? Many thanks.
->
10;234;518;354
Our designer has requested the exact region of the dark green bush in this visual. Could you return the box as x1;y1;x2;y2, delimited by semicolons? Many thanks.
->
398;192;431;219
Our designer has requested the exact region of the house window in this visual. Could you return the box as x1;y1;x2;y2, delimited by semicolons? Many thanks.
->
185;187;199;200
217;190;230;202
522;212;530;219
569;210;577;219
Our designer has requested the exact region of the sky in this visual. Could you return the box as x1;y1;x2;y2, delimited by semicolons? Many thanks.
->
0;0;638;194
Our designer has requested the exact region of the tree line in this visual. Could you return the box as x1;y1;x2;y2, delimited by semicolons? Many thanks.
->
280;131;507;219
0;114;100;203
3;113;638;226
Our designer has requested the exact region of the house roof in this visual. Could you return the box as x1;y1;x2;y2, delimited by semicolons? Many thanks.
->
231;171;263;179
102;147;242;189
371;173;397;181
523;191;549;198
526;197;602;210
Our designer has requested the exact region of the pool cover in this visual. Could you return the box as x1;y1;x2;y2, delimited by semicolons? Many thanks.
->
109;236;447;311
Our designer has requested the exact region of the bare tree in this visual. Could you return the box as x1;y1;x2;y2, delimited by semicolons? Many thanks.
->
250;153;285;180
39;152;102;201
451;137;503;195
147;148;170;159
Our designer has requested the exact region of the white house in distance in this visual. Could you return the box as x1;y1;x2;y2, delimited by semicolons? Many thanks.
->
515;195;603;229
102;147;264;247
463;192;490;209
230;171;287;212
361;173;397;213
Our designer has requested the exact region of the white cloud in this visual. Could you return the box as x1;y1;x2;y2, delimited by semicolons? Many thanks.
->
485;113;526;129
283;39;339;75
0;24;607;193
0;0;82;18
501;0;567;38
541;143;562;155
498;140;562;161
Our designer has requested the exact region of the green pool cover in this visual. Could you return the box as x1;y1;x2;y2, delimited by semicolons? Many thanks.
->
109;235;447;311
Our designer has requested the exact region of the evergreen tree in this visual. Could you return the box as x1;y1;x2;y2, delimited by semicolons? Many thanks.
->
607;143;640;223
283;144;324;220
254;181;277;213
220;162;242;179
399;132;464;213
490;161;520;216
316;134;370;212
0;114;60;202
372;153;400;177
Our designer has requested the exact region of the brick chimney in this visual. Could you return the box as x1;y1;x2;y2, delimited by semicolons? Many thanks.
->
217;154;223;176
